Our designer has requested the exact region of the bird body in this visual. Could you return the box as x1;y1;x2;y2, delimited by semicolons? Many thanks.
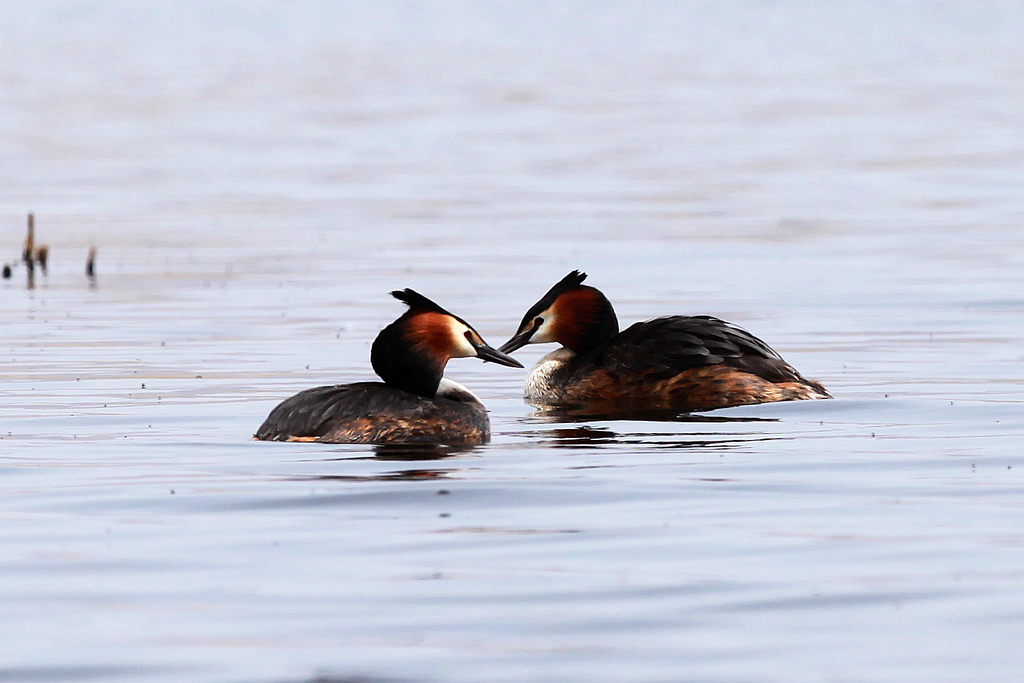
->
256;290;520;445
500;272;830;412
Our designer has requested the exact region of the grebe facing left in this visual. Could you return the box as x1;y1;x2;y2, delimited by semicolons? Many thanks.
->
256;289;521;445
499;271;830;413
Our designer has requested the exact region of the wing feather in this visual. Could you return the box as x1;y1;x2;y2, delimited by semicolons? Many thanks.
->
588;316;807;384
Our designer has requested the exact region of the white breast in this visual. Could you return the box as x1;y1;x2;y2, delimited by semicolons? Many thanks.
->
524;348;576;401
435;378;482;404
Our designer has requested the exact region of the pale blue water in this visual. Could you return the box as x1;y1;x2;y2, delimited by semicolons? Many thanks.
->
2;2;1023;682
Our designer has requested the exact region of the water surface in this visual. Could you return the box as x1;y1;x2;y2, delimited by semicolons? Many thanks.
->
2;2;1022;682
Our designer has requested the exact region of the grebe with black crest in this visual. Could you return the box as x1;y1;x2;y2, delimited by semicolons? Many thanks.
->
257;289;521;444
499;271;830;413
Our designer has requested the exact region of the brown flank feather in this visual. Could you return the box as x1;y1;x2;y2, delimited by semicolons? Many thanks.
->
557;364;829;412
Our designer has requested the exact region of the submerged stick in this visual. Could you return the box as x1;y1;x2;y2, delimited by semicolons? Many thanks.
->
86;246;97;278
23;213;35;270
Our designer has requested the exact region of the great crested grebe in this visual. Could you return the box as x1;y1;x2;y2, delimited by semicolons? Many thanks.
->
256;289;521;445
499;271;830;412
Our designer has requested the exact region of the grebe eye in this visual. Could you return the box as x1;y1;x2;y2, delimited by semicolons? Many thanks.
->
533;317;544;329
464;330;474;342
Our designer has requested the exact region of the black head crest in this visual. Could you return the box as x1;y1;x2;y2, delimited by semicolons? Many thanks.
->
390;289;453;316
553;270;588;294
390;288;477;332
520;270;589;326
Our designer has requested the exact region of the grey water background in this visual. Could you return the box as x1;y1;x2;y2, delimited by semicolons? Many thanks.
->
2;1;1022;681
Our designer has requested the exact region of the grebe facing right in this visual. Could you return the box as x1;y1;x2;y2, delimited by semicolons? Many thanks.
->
499;271;830;412
256;289;521;445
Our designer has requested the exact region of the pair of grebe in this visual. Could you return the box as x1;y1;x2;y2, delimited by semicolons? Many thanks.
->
256;272;830;445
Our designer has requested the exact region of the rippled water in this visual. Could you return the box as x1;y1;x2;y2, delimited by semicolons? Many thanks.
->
2;2;1023;682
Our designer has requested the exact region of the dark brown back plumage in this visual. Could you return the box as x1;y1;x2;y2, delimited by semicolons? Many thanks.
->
255;382;489;444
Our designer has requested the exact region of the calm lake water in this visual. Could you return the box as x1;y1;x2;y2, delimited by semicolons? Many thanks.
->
2;2;1022;682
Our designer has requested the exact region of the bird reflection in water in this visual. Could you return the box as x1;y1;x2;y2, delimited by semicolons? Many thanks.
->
301;468;453;482
530;402;778;424
542;426;620;448
290;443;473;483
530;406;779;451
371;443;474;461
